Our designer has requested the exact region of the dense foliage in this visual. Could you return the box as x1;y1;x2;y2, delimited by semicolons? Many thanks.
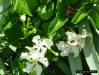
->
0;0;99;75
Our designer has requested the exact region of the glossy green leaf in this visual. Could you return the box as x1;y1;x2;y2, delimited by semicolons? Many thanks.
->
0;58;6;75
56;0;68;16
68;54;83;75
88;10;99;34
56;60;72;75
78;19;99;75
71;6;88;24
48;13;68;37
37;2;54;20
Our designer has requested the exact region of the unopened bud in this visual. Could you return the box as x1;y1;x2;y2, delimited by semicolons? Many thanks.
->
20;14;26;22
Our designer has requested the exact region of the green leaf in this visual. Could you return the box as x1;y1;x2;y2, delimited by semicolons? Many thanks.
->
37;2;54;20
24;0;39;16
48;13;68;37
11;60;21;75
92;28;99;62
68;54;83;75
0;0;12;20
5;23;23;44
81;0;97;4
40;0;51;4
8;45;17;52
78;19;99;75
0;12;5;21
69;0;79;4
0;58;6;75
56;60;72;75
88;10;99;33
56;0;68;16
71;6;88;24
93;32;99;53
0;0;12;14
0;11;19;30
52;27;65;41
41;22;49;34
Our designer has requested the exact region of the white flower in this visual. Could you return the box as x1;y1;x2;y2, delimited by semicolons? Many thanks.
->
56;41;71;56
23;63;34;73
57;31;86;57
93;4;96;7
39;58;49;67
20;52;28;59
60;49;70;56
70;46;80;57
66;31;78;46
33;64;42;75
42;39;53;49
32;35;41;45
23;62;43;75
20;14;26;22
21;35;53;71
56;41;67;51
29;51;43;60
25;46;34;51
78;38;85;49
80;29;87;38
33;43;43;51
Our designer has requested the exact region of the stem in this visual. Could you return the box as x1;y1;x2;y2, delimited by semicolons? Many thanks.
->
49;49;59;56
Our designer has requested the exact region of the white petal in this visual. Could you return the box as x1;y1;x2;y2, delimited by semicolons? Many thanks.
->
25;46;33;51
42;39;53;49
66;31;78;46
60;49;70;57
33;64;42;75
32;35;41;44
20;52;28;59
56;41;66;51
23;63;34;73
78;38;85;49
39;58;49;67
71;46;80;57
41;47;47;55
30;51;42;60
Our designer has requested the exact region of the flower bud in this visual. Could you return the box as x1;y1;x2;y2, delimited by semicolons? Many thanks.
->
20;14;26;22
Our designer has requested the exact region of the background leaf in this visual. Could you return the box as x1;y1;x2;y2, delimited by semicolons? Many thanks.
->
55;60;72;75
37;2;54;20
78;19;99;75
68;54;83;75
0;58;6;75
24;0;39;16
56;0;68;17
88;10;99;33
48;13;68;37
0;0;12;20
71;6;88;24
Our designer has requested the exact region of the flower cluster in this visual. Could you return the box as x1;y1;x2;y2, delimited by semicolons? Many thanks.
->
56;31;87;57
20;35;53;74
